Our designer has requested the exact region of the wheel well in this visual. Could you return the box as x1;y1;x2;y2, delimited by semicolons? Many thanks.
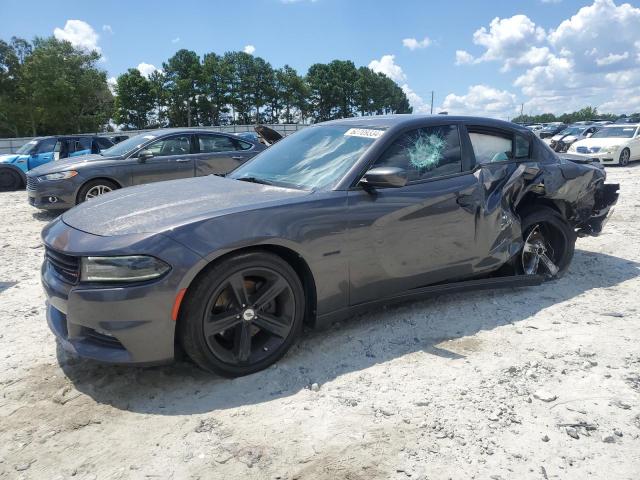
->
515;193;568;221
184;245;318;327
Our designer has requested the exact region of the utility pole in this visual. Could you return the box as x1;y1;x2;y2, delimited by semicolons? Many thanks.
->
520;103;524;118
430;91;434;115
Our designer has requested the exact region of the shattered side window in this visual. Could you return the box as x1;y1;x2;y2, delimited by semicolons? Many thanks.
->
469;132;513;165
374;125;462;182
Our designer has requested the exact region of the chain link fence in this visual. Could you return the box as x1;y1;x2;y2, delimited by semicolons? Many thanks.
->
0;124;306;155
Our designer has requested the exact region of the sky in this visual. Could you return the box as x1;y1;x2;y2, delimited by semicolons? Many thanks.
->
2;0;640;119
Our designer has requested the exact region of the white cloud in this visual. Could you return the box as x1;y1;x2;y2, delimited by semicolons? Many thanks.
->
441;85;518;118
455;0;640;114
455;50;475;65
368;54;407;83
243;44;256;55
137;62;160;78
107;76;117;94
400;84;429;113
54;20;101;54
402;37;432;50
102;25;113;34
171;37;180;44
472;15;546;67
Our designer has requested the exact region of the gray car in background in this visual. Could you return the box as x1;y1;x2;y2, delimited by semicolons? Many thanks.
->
26;128;265;209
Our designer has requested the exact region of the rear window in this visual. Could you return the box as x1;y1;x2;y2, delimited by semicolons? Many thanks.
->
198;135;239;153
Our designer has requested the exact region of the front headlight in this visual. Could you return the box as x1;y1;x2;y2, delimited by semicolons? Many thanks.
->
80;255;171;282
601;145;619;154
568;144;577;152
38;171;78;181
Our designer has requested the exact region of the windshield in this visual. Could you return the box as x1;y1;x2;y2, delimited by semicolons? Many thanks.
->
15;140;38;155
558;127;582;136
99;133;157;157
229;125;383;190
591;126;637;139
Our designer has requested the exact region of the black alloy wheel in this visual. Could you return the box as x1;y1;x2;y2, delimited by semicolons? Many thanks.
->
179;251;305;377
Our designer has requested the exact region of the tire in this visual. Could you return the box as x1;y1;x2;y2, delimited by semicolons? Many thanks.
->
0;168;23;191
518;207;576;280
619;148;630;166
179;251;305;377
77;179;118;204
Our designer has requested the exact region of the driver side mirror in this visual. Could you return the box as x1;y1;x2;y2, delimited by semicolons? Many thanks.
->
137;150;153;163
360;167;407;189
586;133;593;138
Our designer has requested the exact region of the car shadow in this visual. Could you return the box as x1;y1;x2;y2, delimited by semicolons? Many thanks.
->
31;210;63;222
58;248;639;415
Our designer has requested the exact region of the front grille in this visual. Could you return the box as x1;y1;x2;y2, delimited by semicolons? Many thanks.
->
26;176;37;191
45;247;80;284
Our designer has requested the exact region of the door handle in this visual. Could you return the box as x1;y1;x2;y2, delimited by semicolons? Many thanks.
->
175;158;190;163
231;156;244;160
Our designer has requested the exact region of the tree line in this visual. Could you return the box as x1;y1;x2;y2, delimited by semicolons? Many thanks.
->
512;106;639;125
0;36;412;137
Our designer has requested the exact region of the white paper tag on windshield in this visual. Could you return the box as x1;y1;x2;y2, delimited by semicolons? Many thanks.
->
344;128;384;139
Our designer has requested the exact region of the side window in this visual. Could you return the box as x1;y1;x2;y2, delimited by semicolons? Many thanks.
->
373;125;462;182
76;137;92;151
237;140;253;150
96;138;114;150
198;135;240;153
469;132;513;165
145;135;192;157
35;138;57;154
515;134;530;159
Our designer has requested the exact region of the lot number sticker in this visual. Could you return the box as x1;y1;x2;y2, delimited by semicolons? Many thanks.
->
344;128;385;139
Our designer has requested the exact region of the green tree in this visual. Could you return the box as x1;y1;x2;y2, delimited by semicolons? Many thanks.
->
19;37;112;135
163;49;202;127
201;52;231;126
275;65;306;123
113;68;154;130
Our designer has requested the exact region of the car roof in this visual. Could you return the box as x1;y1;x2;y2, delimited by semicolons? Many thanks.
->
320;114;531;134
142;128;242;137
602;123;640;128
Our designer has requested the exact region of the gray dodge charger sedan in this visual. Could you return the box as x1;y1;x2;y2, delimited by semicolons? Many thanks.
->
27;128;264;209
41;115;618;377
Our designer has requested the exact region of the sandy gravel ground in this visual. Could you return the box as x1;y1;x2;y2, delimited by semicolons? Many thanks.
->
1;166;639;480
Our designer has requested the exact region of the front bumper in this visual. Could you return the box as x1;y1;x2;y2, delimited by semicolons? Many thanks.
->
41;218;204;365
27;176;78;209
568;150;620;165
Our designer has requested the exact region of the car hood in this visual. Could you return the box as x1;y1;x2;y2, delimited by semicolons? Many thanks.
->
28;154;122;175
0;154;21;164
62;175;311;236
573;137;627;149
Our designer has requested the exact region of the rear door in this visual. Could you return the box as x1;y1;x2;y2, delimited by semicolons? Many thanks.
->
130;134;195;185
193;133;256;176
70;137;92;157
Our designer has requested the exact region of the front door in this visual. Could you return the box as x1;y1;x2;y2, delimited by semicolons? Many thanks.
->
28;138;58;170
347;124;480;306
130;134;195;185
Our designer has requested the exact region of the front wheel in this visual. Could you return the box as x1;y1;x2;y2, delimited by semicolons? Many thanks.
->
519;207;576;280
77;179;118;204
0;169;23;191
619;148;630;166
179;251;305;377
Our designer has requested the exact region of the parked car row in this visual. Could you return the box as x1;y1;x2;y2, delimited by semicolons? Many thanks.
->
567;123;640;166
30;115;619;376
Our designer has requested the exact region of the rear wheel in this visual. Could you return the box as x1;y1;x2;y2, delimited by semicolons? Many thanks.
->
179;251;305;377
519;207;576;280
619;148;630;166
0;169;23;191
77;179;118;204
